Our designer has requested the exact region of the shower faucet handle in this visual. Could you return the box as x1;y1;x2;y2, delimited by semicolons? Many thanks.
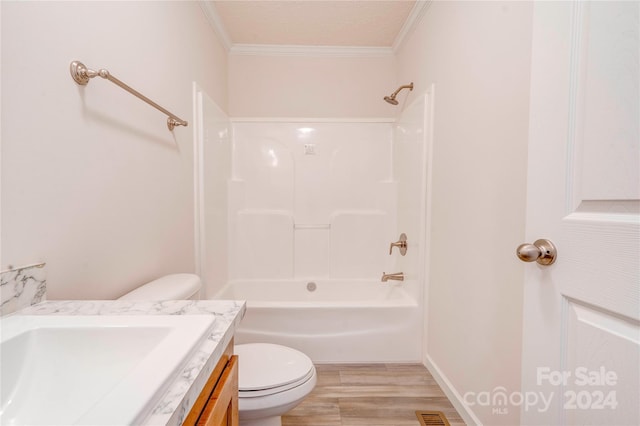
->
389;233;408;256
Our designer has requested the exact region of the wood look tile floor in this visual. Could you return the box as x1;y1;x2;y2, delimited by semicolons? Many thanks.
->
282;364;466;426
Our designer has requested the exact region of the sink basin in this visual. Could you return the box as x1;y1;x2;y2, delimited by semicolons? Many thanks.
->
0;314;216;425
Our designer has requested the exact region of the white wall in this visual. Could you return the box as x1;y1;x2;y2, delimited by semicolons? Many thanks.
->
229;53;396;118
396;2;532;425
1;1;228;299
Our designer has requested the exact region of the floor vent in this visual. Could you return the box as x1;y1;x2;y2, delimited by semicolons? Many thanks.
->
415;410;451;426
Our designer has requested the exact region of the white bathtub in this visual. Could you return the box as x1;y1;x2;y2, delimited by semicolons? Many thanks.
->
214;279;422;363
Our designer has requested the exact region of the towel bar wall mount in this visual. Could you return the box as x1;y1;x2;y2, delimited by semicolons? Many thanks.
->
70;60;188;131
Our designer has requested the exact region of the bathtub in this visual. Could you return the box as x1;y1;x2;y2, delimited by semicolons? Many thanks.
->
214;279;422;363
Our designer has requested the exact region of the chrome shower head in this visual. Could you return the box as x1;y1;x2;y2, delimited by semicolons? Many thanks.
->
383;82;414;105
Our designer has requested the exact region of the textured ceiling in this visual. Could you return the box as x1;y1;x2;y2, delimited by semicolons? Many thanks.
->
212;1;417;47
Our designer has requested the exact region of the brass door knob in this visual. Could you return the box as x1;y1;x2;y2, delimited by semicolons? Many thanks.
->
516;239;557;265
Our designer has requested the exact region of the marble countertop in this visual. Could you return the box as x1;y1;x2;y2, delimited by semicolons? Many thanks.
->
14;299;246;425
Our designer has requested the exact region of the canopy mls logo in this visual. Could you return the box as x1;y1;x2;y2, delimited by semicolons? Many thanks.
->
462;386;553;414
463;367;619;415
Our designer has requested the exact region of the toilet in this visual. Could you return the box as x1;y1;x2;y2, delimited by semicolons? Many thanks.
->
118;273;202;301
234;343;317;426
118;274;317;426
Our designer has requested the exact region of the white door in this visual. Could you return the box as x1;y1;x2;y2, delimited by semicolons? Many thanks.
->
521;2;639;425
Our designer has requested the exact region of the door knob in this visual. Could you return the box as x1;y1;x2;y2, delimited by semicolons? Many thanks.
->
516;239;557;265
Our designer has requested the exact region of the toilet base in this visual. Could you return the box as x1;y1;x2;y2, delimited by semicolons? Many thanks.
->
239;415;281;426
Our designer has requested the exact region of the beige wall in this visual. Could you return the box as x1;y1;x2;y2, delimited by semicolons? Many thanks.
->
1;1;228;299
396;2;532;424
229;53;396;118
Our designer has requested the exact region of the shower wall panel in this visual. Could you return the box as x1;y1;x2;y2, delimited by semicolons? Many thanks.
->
230;122;395;280
235;210;294;279
195;87;232;298
329;211;391;278
393;95;430;301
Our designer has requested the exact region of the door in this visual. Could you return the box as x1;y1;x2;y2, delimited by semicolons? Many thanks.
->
521;2;639;425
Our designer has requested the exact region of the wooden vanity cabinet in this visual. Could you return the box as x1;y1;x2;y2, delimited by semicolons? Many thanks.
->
183;340;238;426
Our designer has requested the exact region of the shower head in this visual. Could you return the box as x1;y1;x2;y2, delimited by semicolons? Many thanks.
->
383;82;414;105
384;96;399;105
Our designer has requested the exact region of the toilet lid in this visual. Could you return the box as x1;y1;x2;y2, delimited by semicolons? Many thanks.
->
235;343;314;392
118;274;201;300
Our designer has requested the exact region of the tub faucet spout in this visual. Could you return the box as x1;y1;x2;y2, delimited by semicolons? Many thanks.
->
381;272;404;282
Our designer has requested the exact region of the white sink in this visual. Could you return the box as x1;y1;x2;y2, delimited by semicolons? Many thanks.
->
0;314;216;425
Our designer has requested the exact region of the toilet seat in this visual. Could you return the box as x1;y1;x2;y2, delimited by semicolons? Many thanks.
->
235;343;315;397
239;368;316;397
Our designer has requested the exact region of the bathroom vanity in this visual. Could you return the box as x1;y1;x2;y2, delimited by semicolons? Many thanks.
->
5;299;245;425
183;340;239;426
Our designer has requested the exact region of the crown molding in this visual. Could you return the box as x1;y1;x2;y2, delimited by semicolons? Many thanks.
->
392;0;432;53
229;44;394;57
199;0;232;51
200;0;430;57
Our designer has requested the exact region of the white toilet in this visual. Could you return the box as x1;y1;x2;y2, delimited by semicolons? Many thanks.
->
118;273;202;301
234;343;317;426
118;274;317;426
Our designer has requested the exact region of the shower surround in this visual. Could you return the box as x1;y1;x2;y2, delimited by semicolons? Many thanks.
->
228;121;397;281
198;94;431;362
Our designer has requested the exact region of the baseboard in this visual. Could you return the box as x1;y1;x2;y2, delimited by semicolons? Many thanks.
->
423;353;483;426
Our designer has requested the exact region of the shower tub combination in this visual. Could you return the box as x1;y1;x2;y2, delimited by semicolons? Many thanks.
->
216;279;422;363
199;112;430;364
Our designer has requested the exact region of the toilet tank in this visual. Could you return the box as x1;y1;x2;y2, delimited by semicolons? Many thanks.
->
118;274;201;301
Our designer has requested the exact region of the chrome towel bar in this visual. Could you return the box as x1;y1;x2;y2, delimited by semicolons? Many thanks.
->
70;60;188;131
